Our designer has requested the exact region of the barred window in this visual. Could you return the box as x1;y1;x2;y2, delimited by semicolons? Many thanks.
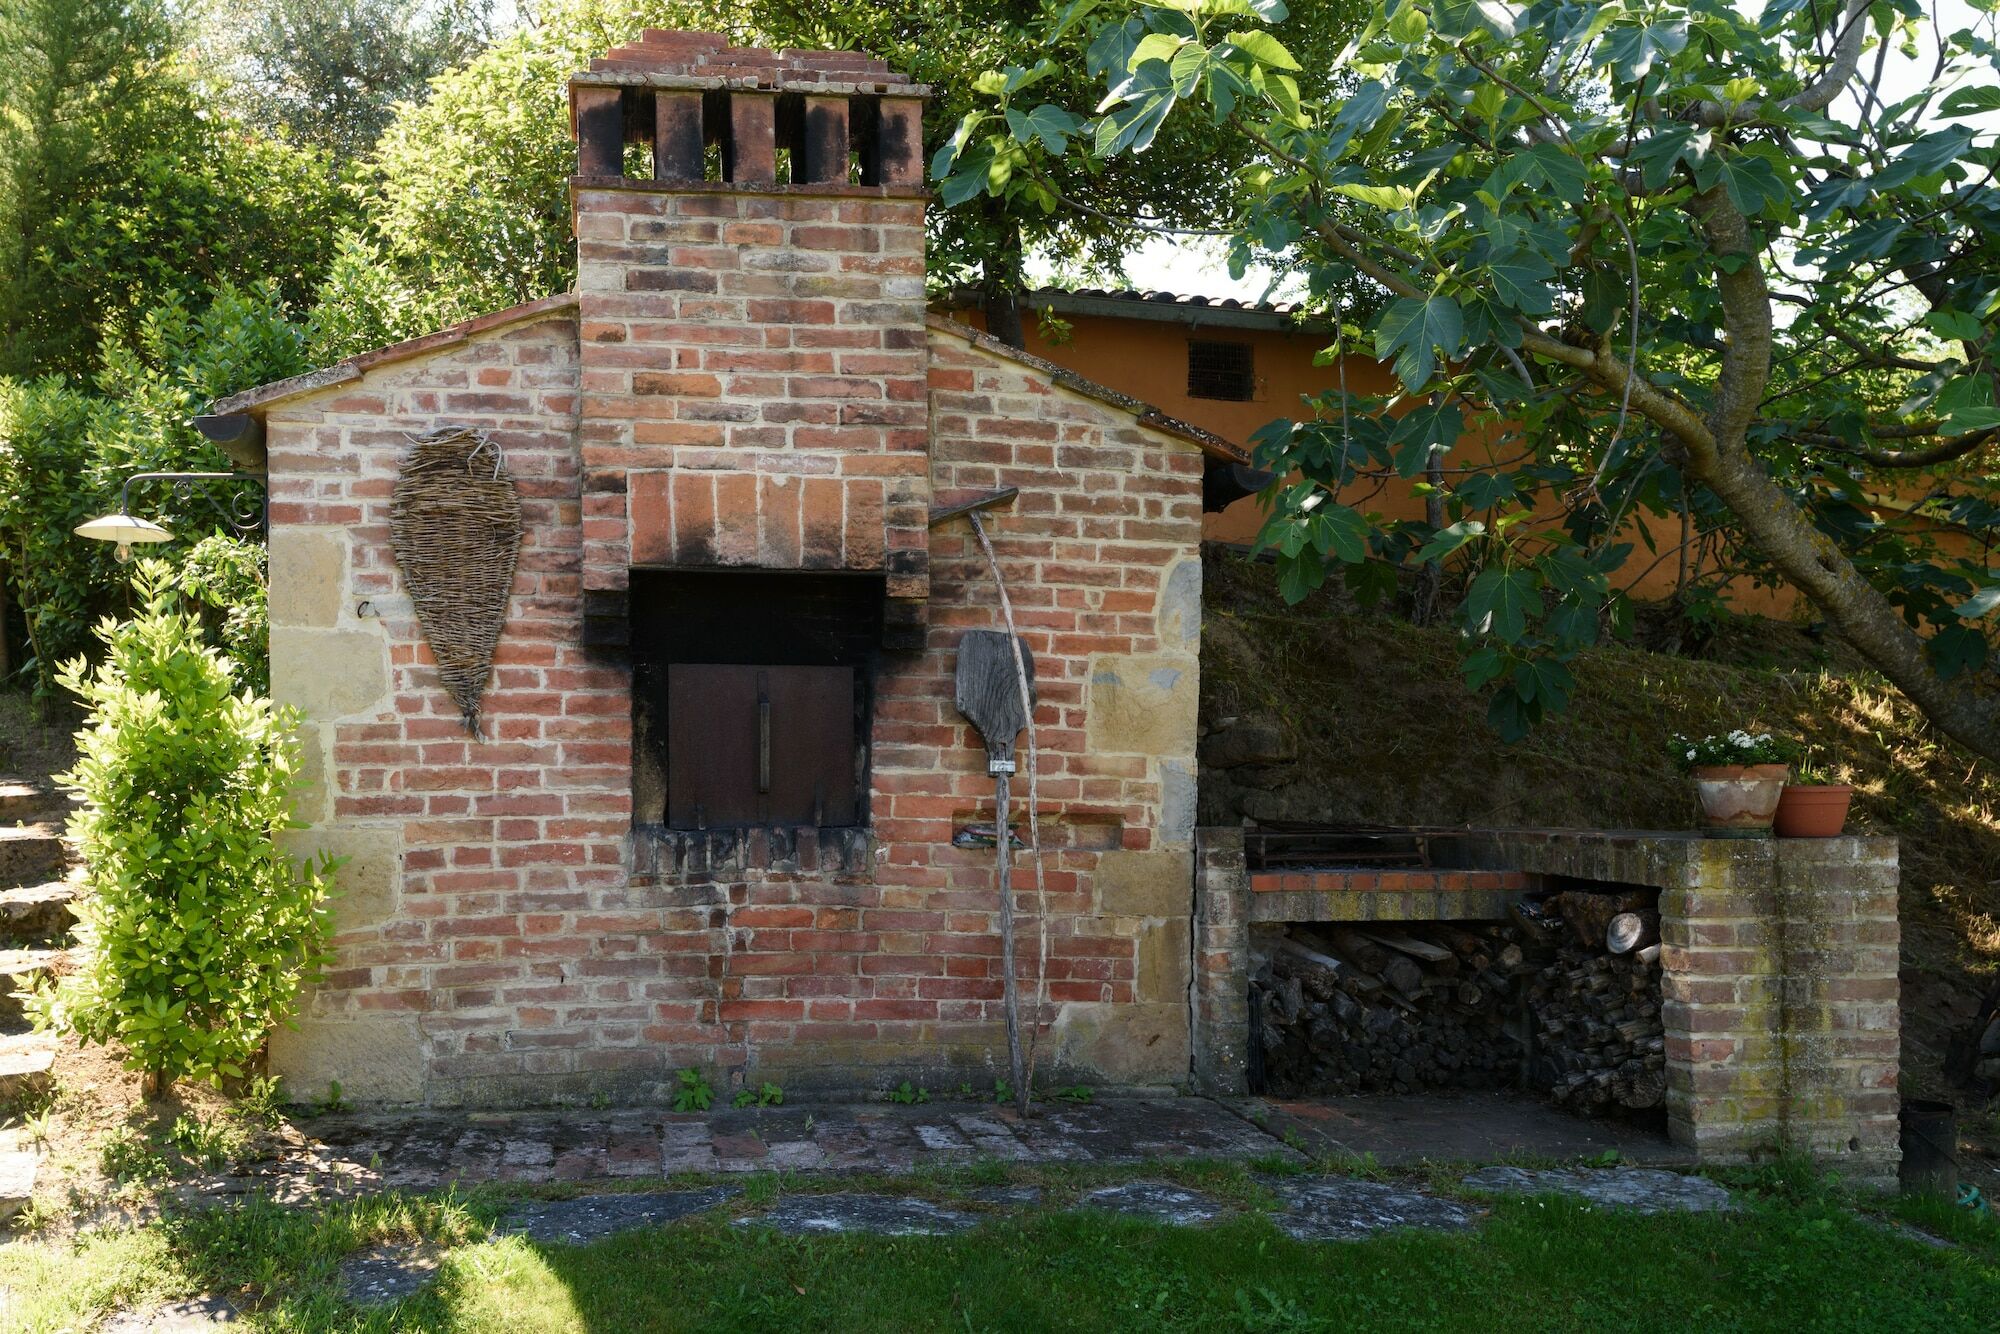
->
1187;339;1255;400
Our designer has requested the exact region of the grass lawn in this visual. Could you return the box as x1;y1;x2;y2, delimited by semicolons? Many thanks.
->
4;1163;1999;1332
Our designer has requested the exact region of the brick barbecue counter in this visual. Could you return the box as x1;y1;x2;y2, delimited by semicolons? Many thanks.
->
1195;826;1901;1191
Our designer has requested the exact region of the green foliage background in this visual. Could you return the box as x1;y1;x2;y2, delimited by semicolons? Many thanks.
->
0;286;304;695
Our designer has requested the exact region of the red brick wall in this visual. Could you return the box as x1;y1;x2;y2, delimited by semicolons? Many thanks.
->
264;311;643;1102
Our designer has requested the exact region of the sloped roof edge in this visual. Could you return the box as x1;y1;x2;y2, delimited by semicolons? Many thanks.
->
937;285;1326;332
206;292;581;416
925;313;1250;465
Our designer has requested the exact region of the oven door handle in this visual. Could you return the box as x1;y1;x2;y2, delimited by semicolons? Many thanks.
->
757;693;772;794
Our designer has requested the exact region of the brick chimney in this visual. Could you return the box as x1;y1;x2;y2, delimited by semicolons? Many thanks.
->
568;31;931;642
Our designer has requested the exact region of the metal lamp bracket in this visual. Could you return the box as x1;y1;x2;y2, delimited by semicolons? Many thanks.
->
120;471;270;539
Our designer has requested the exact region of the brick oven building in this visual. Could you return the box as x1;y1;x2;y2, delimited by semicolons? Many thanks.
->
205;31;1900;1190
210;32;1239;1104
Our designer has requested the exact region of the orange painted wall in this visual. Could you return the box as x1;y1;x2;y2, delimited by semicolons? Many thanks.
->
942;306;1794;609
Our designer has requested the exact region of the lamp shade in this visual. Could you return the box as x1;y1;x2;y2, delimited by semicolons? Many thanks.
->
74;512;173;561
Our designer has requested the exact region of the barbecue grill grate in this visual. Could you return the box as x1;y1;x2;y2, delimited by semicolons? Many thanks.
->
1243;823;1433;871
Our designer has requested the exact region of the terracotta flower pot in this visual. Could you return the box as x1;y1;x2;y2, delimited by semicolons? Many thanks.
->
1773;783;1854;838
1690;764;1790;834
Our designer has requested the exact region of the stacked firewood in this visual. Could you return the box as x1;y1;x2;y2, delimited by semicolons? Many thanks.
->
1253;923;1533;1096
1519;892;1667;1116
1251;889;1668;1117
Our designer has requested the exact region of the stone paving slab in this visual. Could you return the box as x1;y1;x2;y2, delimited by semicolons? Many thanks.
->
1077;1181;1229;1227
1260;1176;1480;1241
497;1187;741;1245
100;1296;241;1330
340;1242;447;1308
1460;1166;1734;1214
1240;1091;1689;1168
0;1145;39;1222
161;1159;1755;1327
197;1098;1298;1201
738;1193;981;1236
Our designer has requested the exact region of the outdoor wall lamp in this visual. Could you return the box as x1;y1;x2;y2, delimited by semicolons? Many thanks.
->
73;471;269;562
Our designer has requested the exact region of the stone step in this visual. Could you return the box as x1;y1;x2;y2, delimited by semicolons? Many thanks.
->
0;782;51;820
0;824;65;888
0;1147;38;1222
0;1031;56;1103
0;949;64;1025
0;878;78;947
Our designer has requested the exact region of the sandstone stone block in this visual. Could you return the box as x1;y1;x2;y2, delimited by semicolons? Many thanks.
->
1136;918;1191;1004
1158;558;1201;647
283;824;402;930
272;628;390;721
268;528;346;629
1096;849;1193;917
1085;653;1198;758
1052;1001;1188;1084
290;720;329;823
270;1015;425;1103
1160;759;1196;847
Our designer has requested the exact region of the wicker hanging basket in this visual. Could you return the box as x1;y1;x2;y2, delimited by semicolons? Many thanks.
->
389;426;523;733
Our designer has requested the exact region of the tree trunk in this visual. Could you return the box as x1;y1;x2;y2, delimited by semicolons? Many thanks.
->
1316;182;2000;763
979;202;1028;349
982;282;1025;349
1413;446;1447;625
1691;441;2000;759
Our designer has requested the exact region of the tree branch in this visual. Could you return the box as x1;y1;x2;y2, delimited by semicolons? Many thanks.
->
1686;0;1872;125
1804;427;2000;468
1690;187;1775;446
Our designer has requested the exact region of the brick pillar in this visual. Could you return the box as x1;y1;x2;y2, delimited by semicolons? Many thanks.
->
728;90;776;183
1660;841;1784;1164
1192;827;1249;1095
654;90;703;180
874;97;925;185
1662;835;1901;1190
1774;837;1901;1191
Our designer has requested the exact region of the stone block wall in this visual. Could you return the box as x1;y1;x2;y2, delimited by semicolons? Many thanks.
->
1191;827;1902;1188
1193;830;1250;1096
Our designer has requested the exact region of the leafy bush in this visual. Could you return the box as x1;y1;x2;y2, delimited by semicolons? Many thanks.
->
171;536;269;695
0;378;104;688
37;561;335;1095
0;0;349;381
672;1067;713;1112
303;230;470;365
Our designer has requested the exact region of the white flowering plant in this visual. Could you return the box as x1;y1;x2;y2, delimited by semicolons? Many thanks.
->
1672;731;1796;773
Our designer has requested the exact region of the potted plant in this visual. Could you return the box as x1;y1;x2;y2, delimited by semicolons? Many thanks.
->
1673;731;1794;835
1773;754;1855;838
